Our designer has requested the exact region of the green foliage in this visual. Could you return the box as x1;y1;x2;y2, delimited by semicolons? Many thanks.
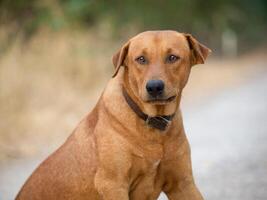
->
0;0;266;51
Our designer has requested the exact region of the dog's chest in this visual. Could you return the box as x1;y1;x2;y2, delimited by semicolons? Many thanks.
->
128;146;164;199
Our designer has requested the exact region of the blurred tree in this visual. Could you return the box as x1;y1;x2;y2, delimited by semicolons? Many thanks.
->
0;0;266;53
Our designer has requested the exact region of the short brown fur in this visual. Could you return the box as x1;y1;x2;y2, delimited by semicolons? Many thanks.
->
16;30;211;200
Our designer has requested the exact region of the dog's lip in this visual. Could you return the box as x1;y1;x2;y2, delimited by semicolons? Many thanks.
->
146;95;176;104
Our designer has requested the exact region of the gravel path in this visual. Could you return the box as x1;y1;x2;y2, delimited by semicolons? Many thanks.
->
184;72;267;200
1;72;267;200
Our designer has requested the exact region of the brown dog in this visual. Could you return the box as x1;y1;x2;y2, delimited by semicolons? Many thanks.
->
16;30;211;200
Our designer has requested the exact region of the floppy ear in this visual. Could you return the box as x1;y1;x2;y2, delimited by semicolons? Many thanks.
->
112;41;130;78
184;34;211;66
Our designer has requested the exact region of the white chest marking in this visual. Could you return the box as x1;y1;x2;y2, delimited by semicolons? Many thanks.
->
153;159;161;168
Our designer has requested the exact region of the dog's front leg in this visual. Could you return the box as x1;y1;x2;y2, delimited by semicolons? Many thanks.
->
165;179;204;200
163;139;204;200
95;168;129;200
163;164;204;200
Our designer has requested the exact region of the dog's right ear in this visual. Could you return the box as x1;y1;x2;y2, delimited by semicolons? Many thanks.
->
112;41;130;78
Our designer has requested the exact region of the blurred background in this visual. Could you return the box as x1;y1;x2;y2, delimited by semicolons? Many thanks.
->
0;0;267;200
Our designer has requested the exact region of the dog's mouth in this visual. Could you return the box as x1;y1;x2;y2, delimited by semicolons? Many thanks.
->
146;95;176;105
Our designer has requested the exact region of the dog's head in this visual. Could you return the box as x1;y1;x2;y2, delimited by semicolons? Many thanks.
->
112;31;211;114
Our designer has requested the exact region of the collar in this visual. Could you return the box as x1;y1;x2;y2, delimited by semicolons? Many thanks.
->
122;87;175;131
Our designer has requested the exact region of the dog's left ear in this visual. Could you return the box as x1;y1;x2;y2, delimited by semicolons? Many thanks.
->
184;34;211;66
112;41;130;77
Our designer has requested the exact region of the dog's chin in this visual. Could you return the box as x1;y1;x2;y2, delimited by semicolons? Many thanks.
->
144;95;176;105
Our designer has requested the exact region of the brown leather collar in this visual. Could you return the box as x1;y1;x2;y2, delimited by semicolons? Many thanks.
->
122;87;175;131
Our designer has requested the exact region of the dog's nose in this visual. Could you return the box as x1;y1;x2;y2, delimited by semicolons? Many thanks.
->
146;79;165;97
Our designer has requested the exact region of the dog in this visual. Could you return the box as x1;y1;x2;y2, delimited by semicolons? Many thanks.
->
16;30;211;200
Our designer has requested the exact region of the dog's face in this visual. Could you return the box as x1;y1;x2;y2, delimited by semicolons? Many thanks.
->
113;31;211;107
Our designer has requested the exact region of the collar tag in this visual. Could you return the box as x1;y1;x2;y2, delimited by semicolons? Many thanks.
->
146;116;171;131
146;116;151;125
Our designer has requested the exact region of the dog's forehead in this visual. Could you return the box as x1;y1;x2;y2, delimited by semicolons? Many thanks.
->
128;31;188;53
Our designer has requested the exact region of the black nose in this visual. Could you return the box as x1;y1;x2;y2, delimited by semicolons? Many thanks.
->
146;79;165;97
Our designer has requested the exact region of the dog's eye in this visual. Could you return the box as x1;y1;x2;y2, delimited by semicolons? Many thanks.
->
166;55;180;63
135;56;148;65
